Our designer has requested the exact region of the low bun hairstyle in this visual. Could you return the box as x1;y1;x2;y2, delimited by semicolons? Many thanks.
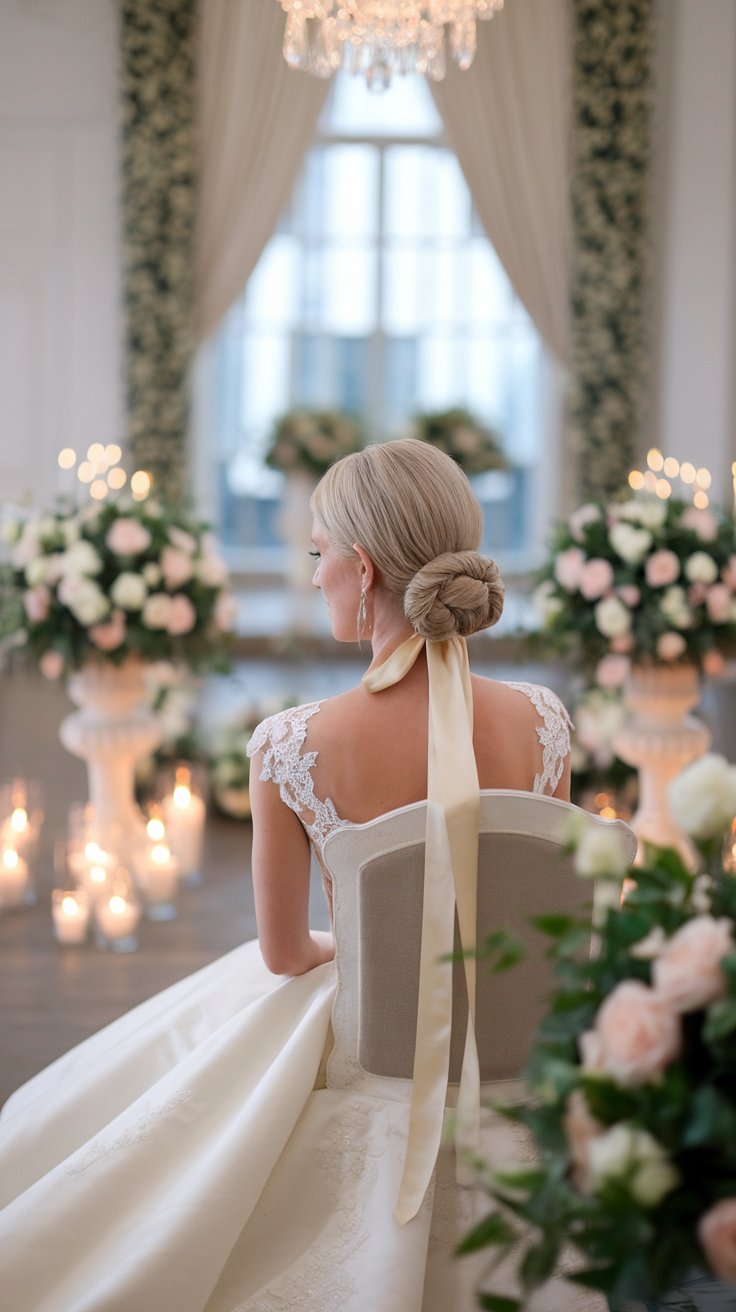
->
311;439;504;640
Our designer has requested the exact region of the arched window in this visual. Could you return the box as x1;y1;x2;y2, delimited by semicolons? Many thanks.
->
213;72;543;572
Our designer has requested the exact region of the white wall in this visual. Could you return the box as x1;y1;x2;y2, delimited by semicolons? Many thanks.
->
0;0;123;508
655;0;736;503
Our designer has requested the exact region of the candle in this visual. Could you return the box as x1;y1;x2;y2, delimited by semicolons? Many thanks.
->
67;841;117;900
95;891;140;950
133;842;180;919
0;846;29;908
52;888;91;944
162;777;205;886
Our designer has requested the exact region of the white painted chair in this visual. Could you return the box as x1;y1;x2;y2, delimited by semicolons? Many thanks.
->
322;791;636;1312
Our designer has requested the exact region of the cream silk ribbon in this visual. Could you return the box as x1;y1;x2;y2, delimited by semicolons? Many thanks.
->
362;634;480;1226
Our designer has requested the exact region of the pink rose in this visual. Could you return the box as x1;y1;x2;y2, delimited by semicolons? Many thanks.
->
554;547;586;592
657;631;687;662
703;649;726;678
39;649;64;680
699;1198;736;1282
105;518;152;556
167;593;196;635
610;632;634;654
707;584;733;624
89;609;126;652
722;556;736;591
569;504;601;541
595;654;630;688
587;980;681;1086
617;584;640;608
652;916;734;1013
689;583;708;606
681;506;718;542
580;558;615;601
161;546;194;589
563;1089;603;1193
646;549;681;588
23;585;50;623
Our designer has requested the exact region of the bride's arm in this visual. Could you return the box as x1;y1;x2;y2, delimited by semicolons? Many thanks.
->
249;765;335;976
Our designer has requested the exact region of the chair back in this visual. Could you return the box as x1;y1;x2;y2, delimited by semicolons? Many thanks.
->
322;791;636;1094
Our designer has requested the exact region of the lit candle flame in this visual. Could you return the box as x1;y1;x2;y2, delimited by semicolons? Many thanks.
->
3;849;18;869
173;786;191;809
90;866;106;883
109;895;126;914
85;842;101;860
147;818;165;840
10;808;27;833
61;896;78;916
151;845;170;864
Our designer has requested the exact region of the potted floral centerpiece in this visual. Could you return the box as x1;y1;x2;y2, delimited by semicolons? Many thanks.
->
410;407;508;476
0;499;236;838
464;754;736;1312
266;410;366;635
532;496;736;857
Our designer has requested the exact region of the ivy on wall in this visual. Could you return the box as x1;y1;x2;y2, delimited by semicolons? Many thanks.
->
120;0;196;505
570;0;654;502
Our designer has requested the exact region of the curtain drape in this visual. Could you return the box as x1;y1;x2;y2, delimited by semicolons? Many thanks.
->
429;0;572;363
196;0;329;342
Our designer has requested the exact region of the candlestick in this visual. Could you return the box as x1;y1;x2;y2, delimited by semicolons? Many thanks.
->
0;846;29;908
95;886;140;951
133;842;180;920
52;888;91;944
162;775;205;887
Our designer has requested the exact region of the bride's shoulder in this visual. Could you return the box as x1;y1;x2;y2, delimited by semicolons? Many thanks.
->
471;675;573;730
246;701;322;762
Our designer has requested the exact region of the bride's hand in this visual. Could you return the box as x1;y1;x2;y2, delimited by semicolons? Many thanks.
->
309;930;335;966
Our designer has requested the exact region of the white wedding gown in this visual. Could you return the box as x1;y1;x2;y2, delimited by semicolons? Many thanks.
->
0;685;584;1312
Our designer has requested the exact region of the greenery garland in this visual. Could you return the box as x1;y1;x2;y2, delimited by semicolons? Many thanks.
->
570;0;654;502
120;0;196;505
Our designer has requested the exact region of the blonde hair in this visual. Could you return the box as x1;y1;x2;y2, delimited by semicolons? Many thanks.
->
311;439;504;641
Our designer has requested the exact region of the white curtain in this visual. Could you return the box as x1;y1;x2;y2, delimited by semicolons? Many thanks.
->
429;0;572;363
196;0;330;342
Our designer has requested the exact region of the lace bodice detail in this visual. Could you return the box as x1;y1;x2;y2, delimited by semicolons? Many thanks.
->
247;683;572;866
506;681;573;797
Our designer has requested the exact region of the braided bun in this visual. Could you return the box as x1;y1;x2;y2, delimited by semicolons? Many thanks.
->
404;550;505;641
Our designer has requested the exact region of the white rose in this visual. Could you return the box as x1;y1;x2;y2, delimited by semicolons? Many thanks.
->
60;518;80;547
685;552;719;585
143;561;162;587
617;498;667;531
594;595;632;638
11;529;40;569
0;518;20;545
574;820;631;880
142;592;173;630
569;503;601;541
669;752;736;839
24;556;48;587
660;586;692;630
61;578;109;626
588;1124;679;1208
532;580;564;626
62;539;102;577
609;522;653;566
110;572;148;612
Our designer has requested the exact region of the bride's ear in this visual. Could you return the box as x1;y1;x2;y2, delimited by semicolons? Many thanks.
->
352;543;375;592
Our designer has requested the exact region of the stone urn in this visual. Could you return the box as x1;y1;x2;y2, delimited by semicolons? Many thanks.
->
612;663;711;866
59;657;162;842
277;471;319;635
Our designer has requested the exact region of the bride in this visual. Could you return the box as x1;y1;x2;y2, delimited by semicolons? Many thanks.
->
0;439;572;1312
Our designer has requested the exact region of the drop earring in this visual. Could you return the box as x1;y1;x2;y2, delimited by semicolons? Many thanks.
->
357;586;367;645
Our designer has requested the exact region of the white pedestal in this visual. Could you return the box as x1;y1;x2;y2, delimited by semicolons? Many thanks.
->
613;664;710;867
277;471;319;635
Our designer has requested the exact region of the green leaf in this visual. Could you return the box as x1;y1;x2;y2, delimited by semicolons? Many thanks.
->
477;1297;521;1312
704;997;736;1042
683;1085;736;1150
520;1234;560;1289
530;915;576;938
455;1210;515;1255
477;930;526;974
493;1169;546;1194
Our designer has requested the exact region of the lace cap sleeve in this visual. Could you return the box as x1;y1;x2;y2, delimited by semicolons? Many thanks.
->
505;682;573;797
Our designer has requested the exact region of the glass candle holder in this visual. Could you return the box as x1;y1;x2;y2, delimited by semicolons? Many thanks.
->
0;779;43;906
0;845;29;909
160;763;206;887
94;874;140;952
133;841;180;920
52;887;91;945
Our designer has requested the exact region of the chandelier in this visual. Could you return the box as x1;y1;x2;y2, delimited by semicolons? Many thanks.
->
277;1;505;88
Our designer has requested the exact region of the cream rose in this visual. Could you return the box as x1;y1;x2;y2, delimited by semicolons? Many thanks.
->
142;593;173;630
669;753;736;839
698;1198;736;1282
594;595;632;639
569;503;601;541
657;631;686;661
110;572;147;612
61;539;102;578
660;586;691;630
588;1123;680;1207
681;506;718;542
574;819;631;880
532;581;564;626
588;980;681;1086
609;522;652;566
685;551;719;585
652;916;734;1013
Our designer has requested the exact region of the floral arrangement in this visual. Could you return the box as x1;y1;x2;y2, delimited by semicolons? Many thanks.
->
465;752;736;1312
568;685;636;818
410;408;508;477
265;410;366;479
0;500;237;676
532;496;736;686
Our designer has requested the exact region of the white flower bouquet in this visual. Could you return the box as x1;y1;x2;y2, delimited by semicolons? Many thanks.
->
0;500;237;676
532;496;736;686
463;754;736;1311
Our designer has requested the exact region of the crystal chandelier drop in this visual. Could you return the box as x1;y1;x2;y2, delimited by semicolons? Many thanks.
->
277;1;505;89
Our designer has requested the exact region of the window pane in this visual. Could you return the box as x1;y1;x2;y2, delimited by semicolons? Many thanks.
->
382;246;419;334
322;246;377;334
324;144;379;239
321;71;443;137
244;234;300;327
